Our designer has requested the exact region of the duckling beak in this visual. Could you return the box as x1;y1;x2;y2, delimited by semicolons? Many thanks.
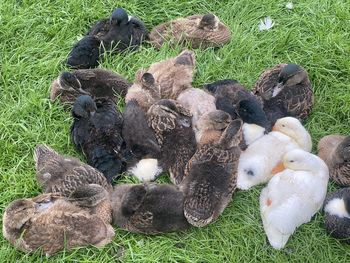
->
271;161;285;175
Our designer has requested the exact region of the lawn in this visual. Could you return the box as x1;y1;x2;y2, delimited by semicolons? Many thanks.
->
1;0;350;262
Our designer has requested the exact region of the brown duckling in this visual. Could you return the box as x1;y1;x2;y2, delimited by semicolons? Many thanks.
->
318;135;350;186
34;144;112;197
252;63;314;123
137;50;195;100
50;68;130;106
323;187;350;243
181;119;243;227
149;14;231;49
3;185;114;257
110;183;190;234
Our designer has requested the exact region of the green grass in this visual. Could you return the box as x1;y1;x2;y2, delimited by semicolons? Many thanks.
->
1;0;350;262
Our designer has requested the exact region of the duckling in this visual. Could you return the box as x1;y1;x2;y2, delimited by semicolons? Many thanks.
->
149;14;230;49
34;144;112;196
260;149;329;249
110;183;190;234
139;50;195;100
88;7;148;53
3;186;114;256
237;117;312;190
147;99;197;184
71;95;124;182
180;119;243;227
125;72;161;111
323;187;350;243
66;36;102;69
177;87;216;129
50;69;130;106
318;135;350;186
253;64;314;123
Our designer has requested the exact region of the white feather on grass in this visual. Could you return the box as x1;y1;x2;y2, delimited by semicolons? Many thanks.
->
286;2;294;10
259;17;275;31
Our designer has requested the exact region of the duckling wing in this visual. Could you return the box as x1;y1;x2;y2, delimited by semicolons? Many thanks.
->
87;19;110;38
129;17;148;45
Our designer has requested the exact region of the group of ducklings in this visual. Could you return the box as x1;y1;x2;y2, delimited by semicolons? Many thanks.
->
3;7;350;257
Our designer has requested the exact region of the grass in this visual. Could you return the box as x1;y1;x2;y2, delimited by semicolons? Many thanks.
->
1;0;350;261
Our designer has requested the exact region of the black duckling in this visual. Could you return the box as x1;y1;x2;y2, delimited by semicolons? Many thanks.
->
50;69;130;106
66;36;102;69
88;7;148;53
110;183;190;234
323;187;350;243
3;185;114;257
252;63;314;123
71;95;124;182
137;50;195;100
181;119;243;227
147;99;197;185
34;144;112;196
318;135;350;186
149;14;230;49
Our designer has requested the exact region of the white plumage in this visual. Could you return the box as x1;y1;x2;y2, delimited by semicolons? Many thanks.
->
128;158;163;182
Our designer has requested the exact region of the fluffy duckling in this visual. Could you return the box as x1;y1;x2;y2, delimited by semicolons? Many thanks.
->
147;99;197;184
138;50;195;100
88;7;148;53
180;119;243;227
237;117;312;190
323;187;350;243
260;149;329;249
34;144;112;196
125;72;161;111
253;64;314;123
3;185;114;256
318;135;350;186
177;87;216;129
71;95;124;182
110;183;190;234
149;14;230;49
50;69;130;106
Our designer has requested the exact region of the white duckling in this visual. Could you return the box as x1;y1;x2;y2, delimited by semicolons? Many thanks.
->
237;117;312;190
260;149;329;249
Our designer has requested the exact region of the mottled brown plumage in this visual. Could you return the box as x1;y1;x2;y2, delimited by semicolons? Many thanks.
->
149;14;231;49
50;69;130;106
181;119;243;227
34;144;112;197
253;64;314;123
110;183;190;234
148;99;196;184
137;50;195;100
318;135;350;186
3;186;114;256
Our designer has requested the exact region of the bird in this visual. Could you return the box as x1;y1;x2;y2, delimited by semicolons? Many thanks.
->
88;7;148;53
180;119;243;227
318;135;350;186
260;149;329;249
71;95;124;182
149;14;231;49
252;63;314;123
237;117;312;190
177;87;216;130
323;187;350;243
125;72;161;111
50;69;130;106
34;144;112;196
2;185;114;256
147;99;197;184
137;50;195;100
66;36;102;69
110;183;190;234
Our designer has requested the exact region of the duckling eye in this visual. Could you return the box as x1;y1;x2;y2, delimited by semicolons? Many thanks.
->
290;160;294;163
282;124;286;127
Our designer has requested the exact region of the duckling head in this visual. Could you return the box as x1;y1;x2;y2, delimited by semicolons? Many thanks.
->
3;199;36;232
198;14;219;31
203;79;238;94
59;72;88;94
34;144;58;175
237;99;271;132
334;136;350;165
215;97;237;118
72;95;97;119
272;117;312;151
278;64;307;87
174;50;196;67
196;110;232;132
110;7;129;26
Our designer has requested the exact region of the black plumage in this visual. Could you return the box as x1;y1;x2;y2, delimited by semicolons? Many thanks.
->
71;95;124;182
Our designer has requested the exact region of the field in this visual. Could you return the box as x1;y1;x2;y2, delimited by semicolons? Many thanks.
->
1;0;350;262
